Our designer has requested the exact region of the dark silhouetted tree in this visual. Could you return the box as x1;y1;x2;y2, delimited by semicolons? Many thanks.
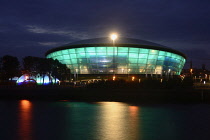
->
22;56;70;83
1;55;20;81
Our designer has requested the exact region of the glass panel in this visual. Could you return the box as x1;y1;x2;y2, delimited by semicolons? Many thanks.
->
157;56;165;61
96;47;106;53
76;48;85;53
97;52;106;56
77;53;86;58
147;59;156;64
63;55;70;59
138;59;147;64
129;59;138;63
128;64;138;68
156;60;164;65
56;51;62;55
118;53;127;57
129;53;138;58
149;50;158;54
86;47;95;52
148;55;157;59
62;50;69;55
140;48;149;53
139;54;148;59
107;52;113;55
71;59;78;64
56;56;63;60
87;52;96;56
159;51;166;56
129;48;139;53
118;47;128;52
147;65;155;69
63;59;71;64
70;54;77;59
107;47;114;52
69;49;76;53
52;52;57;57
166;52;172;57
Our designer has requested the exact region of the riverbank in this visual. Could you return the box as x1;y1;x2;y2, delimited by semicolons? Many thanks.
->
0;86;209;104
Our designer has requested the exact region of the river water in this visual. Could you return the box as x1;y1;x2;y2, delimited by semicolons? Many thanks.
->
1;100;210;140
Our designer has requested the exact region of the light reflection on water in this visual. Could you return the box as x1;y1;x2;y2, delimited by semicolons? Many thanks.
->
18;100;32;140
96;102;140;140
1;101;210;140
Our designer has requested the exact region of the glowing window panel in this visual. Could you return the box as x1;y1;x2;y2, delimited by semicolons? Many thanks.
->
56;51;62;56
63;55;70;59
140;49;149;53
166;52;172;57
129;48;139;53
148;55;157;59
57;56;63;60
149;50;158;54
147;60;156;65
138;59;147;64
76;48;85;52
52;52;56;57
77;53;86;58
86;47;95;52
159;51;166;56
69;49;76;53
157;56;165;61
107;47;114;52
96;47;106;52
118;47;128;53
129;59;138;63
97;52;106;56
139;54;148;59
118;53;127;56
70;54;76;59
71;59;78;64
107;52;114;55
88;52;96;56
129;53;138;58
62;50;69;55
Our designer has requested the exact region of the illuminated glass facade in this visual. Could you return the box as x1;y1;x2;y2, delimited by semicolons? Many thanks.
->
46;40;186;75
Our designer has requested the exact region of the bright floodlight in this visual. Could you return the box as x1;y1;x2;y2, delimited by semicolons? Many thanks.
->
110;34;118;41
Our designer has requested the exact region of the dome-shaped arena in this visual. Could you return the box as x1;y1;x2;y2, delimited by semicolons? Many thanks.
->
45;37;186;77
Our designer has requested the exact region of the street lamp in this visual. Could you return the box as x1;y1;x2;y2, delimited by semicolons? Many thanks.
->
110;33;118;80
110;33;117;46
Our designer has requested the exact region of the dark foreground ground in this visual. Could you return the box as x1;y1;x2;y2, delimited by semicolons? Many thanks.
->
0;86;210;104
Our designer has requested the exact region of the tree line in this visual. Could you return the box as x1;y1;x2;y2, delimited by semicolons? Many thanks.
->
0;55;70;84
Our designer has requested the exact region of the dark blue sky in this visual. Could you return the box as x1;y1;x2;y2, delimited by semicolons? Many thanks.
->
0;0;210;69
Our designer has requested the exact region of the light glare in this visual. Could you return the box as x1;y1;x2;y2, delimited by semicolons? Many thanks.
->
110;34;118;40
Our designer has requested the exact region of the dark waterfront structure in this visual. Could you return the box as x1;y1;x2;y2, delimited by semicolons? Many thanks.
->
46;37;186;79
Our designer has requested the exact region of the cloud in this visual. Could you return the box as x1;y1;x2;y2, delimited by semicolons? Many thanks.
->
38;42;64;46
26;25;89;40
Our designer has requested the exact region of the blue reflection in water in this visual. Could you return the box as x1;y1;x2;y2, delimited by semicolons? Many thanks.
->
1;101;210;140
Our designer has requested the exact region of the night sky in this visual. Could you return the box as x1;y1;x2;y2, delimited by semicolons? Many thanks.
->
0;0;210;69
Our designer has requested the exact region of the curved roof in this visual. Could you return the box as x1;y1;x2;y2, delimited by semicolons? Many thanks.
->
45;37;186;58
66;37;167;47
